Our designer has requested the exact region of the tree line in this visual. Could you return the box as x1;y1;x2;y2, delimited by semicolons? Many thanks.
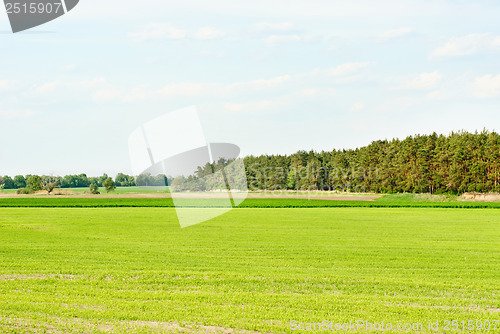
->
0;173;135;190
1;131;499;194
244;130;500;194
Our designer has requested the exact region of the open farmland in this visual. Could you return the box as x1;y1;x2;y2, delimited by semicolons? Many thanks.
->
0;207;499;333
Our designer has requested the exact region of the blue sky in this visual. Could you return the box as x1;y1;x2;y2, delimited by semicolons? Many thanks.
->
1;0;500;176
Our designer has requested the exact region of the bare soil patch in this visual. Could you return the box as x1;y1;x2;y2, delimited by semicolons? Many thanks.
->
461;193;500;202
0;191;380;201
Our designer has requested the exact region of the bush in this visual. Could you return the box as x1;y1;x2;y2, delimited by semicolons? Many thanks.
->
103;177;116;193
44;182;58;195
16;187;34;195
26;176;43;192
89;184;100;195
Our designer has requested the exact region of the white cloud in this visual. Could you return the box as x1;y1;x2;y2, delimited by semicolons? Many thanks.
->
223;92;300;114
222;87;337;115
59;64;76;72
36;81;59;94
0;108;37;120
381;28;415;40
253;22;294;32
194;27;226;40
149;63;367;99
93;89;122;102
154;82;222;98
427;91;446;100
77;77;107;88
325;62;372;76
122;85;150;103
128;23;186;41
0;80;10;90
25;62;372;106
223;99;280;114
266;34;303;44
471;74;500;98
351;102;365;112
297;87;336;98
231;75;292;90
402;71;442;90
379;97;415;112
431;33;500;58
35;77;108;95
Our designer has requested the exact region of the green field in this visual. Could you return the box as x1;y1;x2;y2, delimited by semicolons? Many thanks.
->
2;195;500;209
0;186;169;195
0;207;499;333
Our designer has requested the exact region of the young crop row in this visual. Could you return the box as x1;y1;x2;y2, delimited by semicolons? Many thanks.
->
1;198;500;209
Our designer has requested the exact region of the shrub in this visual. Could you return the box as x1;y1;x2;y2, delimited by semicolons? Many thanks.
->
26;176;43;192
103;177;116;193
89;184;100;195
16;187;34;195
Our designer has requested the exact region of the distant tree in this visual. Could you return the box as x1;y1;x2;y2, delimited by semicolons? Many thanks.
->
89;183;100;195
76;174;90;187
2;176;15;189
103;177;116;193
136;173;152;187
42;176;59;195
13;175;26;189
99;173;109;186
0;184;4;192
115;173;136;187
26;175;43;192
170;176;186;192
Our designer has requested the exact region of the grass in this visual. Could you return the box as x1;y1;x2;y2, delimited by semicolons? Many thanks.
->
2;196;500;209
66;186;169;194
0;207;499;333
0;186;169;195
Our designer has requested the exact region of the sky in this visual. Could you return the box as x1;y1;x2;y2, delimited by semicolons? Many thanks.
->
1;0;500;176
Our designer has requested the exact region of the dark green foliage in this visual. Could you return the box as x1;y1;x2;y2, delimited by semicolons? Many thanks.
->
13;175;26;189
135;173;170;187
89;184;100;195
1;197;500;209
1;131;499;194
61;174;91;188
1;176;15;189
26;175;43;192
103;177;116;193
115;173;136;187
16;187;33;195
244;130;500;194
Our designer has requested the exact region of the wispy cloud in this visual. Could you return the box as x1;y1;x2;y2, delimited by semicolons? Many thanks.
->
351;102;365;112
380;28;415;40
471;74;500;98
194;26;226;40
128;23;186;41
266;34;304;44
431;33;500;58
401;71;442;90
223;97;289;114
59;64;77;73
0;108;37;120
36;81;60;94
34;62;369;105
253;22;294;33
326;62;373;76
